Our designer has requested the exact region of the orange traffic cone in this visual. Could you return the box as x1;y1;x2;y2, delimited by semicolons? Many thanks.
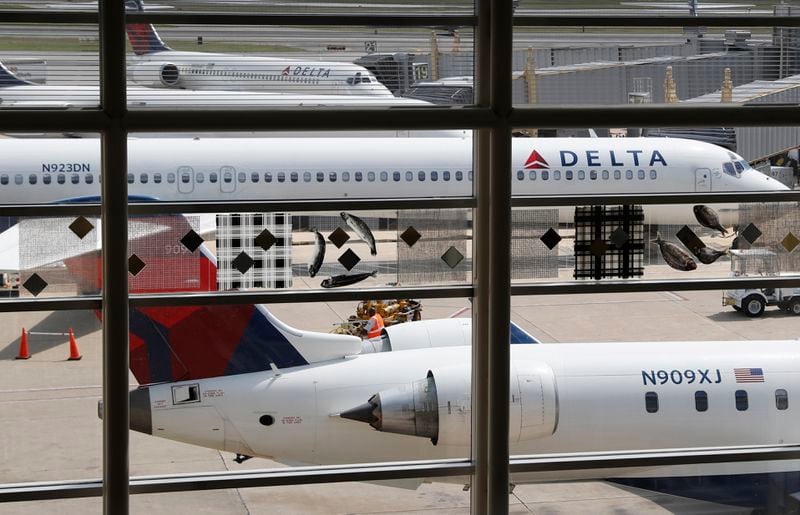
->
15;328;30;360
67;327;82;361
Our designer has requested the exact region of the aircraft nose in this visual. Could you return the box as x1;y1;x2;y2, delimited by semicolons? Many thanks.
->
130;387;153;435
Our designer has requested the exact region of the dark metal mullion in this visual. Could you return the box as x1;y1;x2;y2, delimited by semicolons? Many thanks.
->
511;276;800;296
512;15;800;28
99;0;129;512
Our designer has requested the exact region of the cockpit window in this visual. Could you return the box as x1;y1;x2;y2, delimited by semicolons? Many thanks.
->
733;161;744;173
723;162;737;177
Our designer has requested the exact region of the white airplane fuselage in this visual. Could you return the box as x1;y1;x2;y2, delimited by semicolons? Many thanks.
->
0;137;786;225
134;340;800;482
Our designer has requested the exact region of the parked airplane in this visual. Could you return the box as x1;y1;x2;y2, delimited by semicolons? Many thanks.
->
0;136;786;225
0;61;421;109
125;0;393;96
85;212;799;512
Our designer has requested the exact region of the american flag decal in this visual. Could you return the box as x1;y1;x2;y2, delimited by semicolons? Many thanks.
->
734;368;764;383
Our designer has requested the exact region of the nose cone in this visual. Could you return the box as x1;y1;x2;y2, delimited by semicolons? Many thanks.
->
130;387;152;435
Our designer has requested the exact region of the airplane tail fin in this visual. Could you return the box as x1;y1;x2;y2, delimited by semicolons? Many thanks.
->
125;0;171;55
0;61;35;86
62;211;317;385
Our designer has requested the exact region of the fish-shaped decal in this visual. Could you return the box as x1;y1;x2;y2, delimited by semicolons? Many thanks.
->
693;205;727;236
652;232;697;271
308;229;326;278
693;245;729;265
341;212;377;256
321;271;378;288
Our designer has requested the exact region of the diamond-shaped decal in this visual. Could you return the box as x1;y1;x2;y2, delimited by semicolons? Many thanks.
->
400;226;422;247
676;225;704;254
22;273;47;297
180;230;204;253
254;229;276;252
740;223;762;245
68;216;95;239
231;251;254;274
782;232;799;253
540;228;561;250
338;248;361;271
328;227;350;248
128;254;146;276
590;239;608;257
441;246;464;269
609;227;629;249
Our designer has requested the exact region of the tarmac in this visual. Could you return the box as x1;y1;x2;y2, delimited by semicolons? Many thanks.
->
0;261;798;513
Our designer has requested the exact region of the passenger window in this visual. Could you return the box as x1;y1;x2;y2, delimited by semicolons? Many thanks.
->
517;170;524;181
529;170;536;180
577;170;585;180
14;174;22;185
418;171;425;182
223;171;232;184
602;170;609;180
735;390;748;411
329;172;337;183
695;391;708;412
313;172;321;183
776;389;789;410
380;171;388;182
626;170;633;180
443;171;451;181
393;171;401;182
251;172;259;183
650;170;657;179
209;172;218;184
167;173;176;184
541;170;549;180
553;170;561;180
566;170;573;180
277;172;285;183
264;172;272;183
468;171;473;181
456;171;463;181
154;173;162;184
290;172;299;183
614;170;621;180
140;173;148;184
638;169;645;180
71;174;79;184
645;392;658;413
237;172;246;183
430;171;438;181
196;172;204;184
181;172;191;184
28;174;37;185
342;172;350;182
127;173;134;184
406;171;413;181
0;174;7;185
368;171;376;182
57;174;65;184
355;171;362;182
85;174;93;184
42;174;51;185
590;170;597;180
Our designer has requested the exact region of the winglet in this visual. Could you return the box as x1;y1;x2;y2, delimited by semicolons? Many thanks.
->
0;61;35;86
125;0;171;55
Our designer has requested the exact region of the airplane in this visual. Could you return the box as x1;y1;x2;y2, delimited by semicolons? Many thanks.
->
87;211;800;513
619;0;755;15
0;136;787;226
125;0;394;96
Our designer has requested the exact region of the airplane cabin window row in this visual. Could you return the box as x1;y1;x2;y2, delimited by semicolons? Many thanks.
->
645;389;789;413
519;169;658;181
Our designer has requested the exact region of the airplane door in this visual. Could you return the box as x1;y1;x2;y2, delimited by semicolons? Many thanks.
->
177;166;194;194
695;168;711;191
220;166;236;193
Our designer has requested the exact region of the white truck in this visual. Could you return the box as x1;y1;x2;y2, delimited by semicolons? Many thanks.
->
723;249;800;317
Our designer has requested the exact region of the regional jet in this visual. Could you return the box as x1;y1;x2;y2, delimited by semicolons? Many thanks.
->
86;210;800;513
125;0;393;96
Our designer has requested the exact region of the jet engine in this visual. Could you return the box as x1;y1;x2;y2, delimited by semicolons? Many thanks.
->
340;361;558;446
360;318;471;354
128;62;181;87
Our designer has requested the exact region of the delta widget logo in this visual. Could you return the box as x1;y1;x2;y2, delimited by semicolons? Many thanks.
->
524;150;549;170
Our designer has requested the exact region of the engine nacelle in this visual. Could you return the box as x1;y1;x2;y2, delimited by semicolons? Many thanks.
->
340;361;558;447
360;318;471;354
128;61;181;87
